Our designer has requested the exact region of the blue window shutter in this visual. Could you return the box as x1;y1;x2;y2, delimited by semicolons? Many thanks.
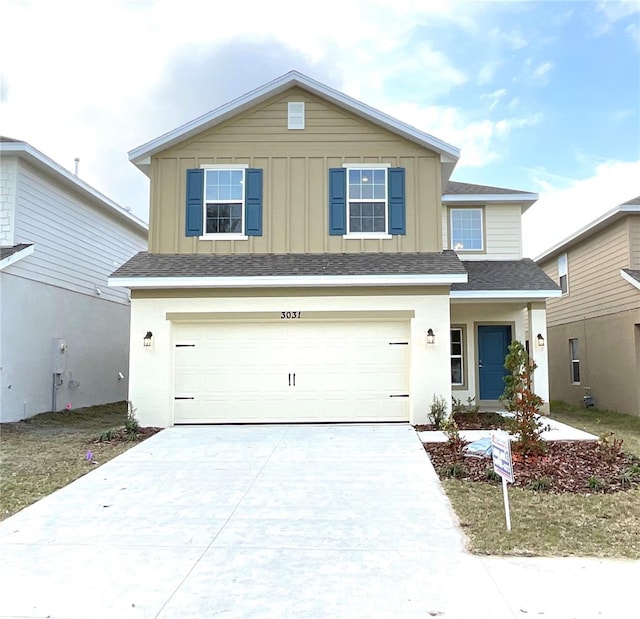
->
328;168;346;235
185;169;204;237
245;168;263;236
388;167;406;235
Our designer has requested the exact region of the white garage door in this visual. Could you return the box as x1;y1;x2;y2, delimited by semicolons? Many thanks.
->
173;320;410;423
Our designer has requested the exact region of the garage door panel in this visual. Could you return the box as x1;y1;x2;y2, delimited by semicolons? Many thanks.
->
173;320;409;423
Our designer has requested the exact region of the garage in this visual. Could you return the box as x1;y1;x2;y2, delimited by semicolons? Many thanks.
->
173;319;410;423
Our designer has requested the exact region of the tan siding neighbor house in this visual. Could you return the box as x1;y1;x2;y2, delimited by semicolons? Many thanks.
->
109;71;559;427
536;197;640;416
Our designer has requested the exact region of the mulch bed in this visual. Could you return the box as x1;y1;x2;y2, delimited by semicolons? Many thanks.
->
423;440;640;494
93;426;163;444
415;411;510;432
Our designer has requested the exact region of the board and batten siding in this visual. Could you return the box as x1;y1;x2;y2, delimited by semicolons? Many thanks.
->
149;87;442;254
542;217;639;327
8;159;146;304
441;203;522;259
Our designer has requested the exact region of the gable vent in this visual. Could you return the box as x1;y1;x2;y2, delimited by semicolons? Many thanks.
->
288;102;305;130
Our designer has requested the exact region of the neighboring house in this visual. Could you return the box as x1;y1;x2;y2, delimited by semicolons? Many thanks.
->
0;137;148;422
109;71;559;427
536;196;640;417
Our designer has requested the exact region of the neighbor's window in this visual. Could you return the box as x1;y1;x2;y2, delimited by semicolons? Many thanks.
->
204;169;244;234
450;208;483;251
347;167;388;234
558;253;568;295
451;327;464;386
569;338;580;383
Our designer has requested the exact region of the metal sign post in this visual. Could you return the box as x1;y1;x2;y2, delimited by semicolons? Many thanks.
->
491;432;514;531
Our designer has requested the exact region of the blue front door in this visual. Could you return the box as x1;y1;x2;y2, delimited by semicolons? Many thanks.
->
478;325;512;400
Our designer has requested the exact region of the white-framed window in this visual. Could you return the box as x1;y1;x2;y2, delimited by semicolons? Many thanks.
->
569;338;580;383
201;165;247;239
558;253;568;294
450;208;484;251
345;164;390;237
451;327;465;386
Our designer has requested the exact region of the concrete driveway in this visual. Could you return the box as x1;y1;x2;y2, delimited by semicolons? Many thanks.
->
0;423;637;618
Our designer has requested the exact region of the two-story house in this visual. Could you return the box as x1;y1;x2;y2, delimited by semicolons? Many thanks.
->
0;137;148;422
536;197;640;417
109;71;559;427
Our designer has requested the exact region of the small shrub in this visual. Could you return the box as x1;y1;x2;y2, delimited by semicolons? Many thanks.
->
429;395;449;430
485;468;501;483
124;401;140;440
619;470;634;488
96;428;119;442
442;417;465;461
598;432;624;464
625;464;640;478
528;476;552;491
440;463;466;479
588;476;606;491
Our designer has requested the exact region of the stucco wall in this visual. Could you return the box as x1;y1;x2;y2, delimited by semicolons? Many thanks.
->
128;287;452;427
0;274;132;422
546;309;640;416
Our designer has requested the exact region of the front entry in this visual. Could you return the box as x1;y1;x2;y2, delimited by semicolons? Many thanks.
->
478;325;512;400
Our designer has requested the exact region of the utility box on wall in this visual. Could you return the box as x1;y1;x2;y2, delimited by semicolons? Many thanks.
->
52;338;67;374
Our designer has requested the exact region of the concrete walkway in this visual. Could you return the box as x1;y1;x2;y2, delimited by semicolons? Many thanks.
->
0;424;636;618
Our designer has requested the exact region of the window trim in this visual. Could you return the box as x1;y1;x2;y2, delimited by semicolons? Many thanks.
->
451;325;467;389
449;207;485;252
558;253;569;295
199;164;249;240
569;338;580;384
288;102;305;130
342;163;391;239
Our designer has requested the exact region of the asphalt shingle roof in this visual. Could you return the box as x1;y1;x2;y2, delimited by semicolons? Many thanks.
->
0;243;32;260
621;196;640;206
111;251;467;279
452;259;560;291
623;269;640;286
443;181;536;196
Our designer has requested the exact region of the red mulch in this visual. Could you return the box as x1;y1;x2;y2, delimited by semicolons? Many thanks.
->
415;411;510;432
94;426;163;444
423;440;640;494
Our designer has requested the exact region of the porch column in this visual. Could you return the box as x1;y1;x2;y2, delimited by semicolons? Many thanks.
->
528;302;550;414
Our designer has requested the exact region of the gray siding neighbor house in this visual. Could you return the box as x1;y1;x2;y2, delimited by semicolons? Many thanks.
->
0;137;148;422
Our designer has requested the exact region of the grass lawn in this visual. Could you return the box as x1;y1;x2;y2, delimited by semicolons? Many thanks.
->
0;402;148;521
441;401;640;559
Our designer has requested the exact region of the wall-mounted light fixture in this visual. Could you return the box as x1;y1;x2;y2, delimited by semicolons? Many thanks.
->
426;328;435;345
536;333;545;347
143;331;153;348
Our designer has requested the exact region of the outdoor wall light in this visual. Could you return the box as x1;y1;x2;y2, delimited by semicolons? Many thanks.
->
536;333;545;347
426;328;435;345
143;331;153;348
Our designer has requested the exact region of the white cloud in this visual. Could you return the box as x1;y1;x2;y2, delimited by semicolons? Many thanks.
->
478;61;501;85
482;88;508;111
532;61;554;81
523;159;640;258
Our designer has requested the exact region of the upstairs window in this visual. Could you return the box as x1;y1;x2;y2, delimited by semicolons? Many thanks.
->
288;102;305;129
348;168;387;234
185;166;263;239
205;169;244;234
558;253;569;294
450;208;483;251
328;165;405;237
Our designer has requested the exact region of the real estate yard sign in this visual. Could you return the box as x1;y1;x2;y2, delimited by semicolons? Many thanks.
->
491;432;514;531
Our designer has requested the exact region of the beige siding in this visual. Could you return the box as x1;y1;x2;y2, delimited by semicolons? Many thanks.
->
149;87;441;254
441;204;522;259
630;215;640;269
541;218;639;327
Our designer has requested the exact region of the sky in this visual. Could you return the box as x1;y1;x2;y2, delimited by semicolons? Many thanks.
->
1;0;638;258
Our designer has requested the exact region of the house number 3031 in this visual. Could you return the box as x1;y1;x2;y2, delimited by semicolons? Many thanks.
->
281;311;301;319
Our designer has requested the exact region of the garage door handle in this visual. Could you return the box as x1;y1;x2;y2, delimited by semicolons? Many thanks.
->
288;373;291;386
292;373;296;387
